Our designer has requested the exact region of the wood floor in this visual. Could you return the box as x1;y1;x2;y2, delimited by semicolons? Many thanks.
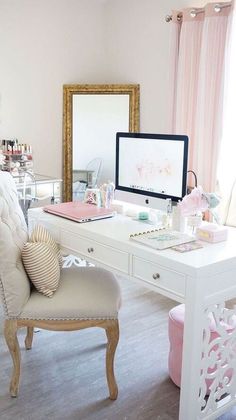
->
0;276;236;420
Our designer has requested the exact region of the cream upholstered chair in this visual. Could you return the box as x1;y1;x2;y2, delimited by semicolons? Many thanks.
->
0;171;121;399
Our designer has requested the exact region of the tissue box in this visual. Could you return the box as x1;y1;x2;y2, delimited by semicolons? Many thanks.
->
196;223;228;243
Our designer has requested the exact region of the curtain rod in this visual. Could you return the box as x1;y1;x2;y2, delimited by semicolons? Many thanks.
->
165;2;231;22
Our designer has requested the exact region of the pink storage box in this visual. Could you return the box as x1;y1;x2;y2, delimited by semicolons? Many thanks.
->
196;223;228;243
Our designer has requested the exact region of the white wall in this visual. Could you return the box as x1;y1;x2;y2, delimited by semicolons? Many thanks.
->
0;0;203;179
0;0;106;177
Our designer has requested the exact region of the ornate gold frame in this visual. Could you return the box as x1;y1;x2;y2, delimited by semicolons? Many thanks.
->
63;84;140;202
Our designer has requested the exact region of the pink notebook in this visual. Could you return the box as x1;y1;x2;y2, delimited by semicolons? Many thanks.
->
43;202;115;223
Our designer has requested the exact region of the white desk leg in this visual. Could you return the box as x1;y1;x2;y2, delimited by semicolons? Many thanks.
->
180;280;236;419
179;279;205;420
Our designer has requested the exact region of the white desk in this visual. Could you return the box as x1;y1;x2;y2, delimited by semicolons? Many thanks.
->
28;208;236;420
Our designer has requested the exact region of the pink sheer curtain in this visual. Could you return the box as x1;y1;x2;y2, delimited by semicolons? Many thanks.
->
193;4;230;192
175;9;203;179
169;3;231;192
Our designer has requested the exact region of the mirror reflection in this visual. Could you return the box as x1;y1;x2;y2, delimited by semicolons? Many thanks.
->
63;84;140;202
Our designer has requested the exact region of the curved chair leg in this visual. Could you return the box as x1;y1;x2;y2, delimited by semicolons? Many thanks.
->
25;327;34;350
105;320;119;400
4;320;21;397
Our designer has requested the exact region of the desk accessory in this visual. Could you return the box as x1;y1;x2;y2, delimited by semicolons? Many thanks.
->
129;228;194;250
138;211;149;220
100;182;115;208
0;149;6;169
196;224;228;243
125;208;138;218
171;241;203;252
0;139;33;176
84;188;101;206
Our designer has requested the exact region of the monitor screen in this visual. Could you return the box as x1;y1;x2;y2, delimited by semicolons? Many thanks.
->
115;132;188;208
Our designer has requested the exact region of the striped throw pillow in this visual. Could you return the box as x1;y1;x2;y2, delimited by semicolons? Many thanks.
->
30;225;63;267
22;242;60;297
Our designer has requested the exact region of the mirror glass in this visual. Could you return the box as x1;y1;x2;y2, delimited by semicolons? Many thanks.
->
63;84;140;202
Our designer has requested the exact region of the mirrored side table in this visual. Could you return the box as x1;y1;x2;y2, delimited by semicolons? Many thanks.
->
14;172;62;222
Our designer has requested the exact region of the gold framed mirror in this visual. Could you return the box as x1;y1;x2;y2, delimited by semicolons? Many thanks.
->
63;84;140;202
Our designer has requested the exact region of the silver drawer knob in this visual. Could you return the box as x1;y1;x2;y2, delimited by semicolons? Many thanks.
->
152;273;160;280
88;247;94;253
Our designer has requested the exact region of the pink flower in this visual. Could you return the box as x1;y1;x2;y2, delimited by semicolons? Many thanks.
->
179;186;209;216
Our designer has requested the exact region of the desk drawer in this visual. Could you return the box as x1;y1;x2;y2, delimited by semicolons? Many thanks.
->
132;256;186;298
61;230;129;274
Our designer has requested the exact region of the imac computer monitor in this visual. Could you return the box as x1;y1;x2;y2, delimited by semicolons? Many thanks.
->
115;132;189;210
